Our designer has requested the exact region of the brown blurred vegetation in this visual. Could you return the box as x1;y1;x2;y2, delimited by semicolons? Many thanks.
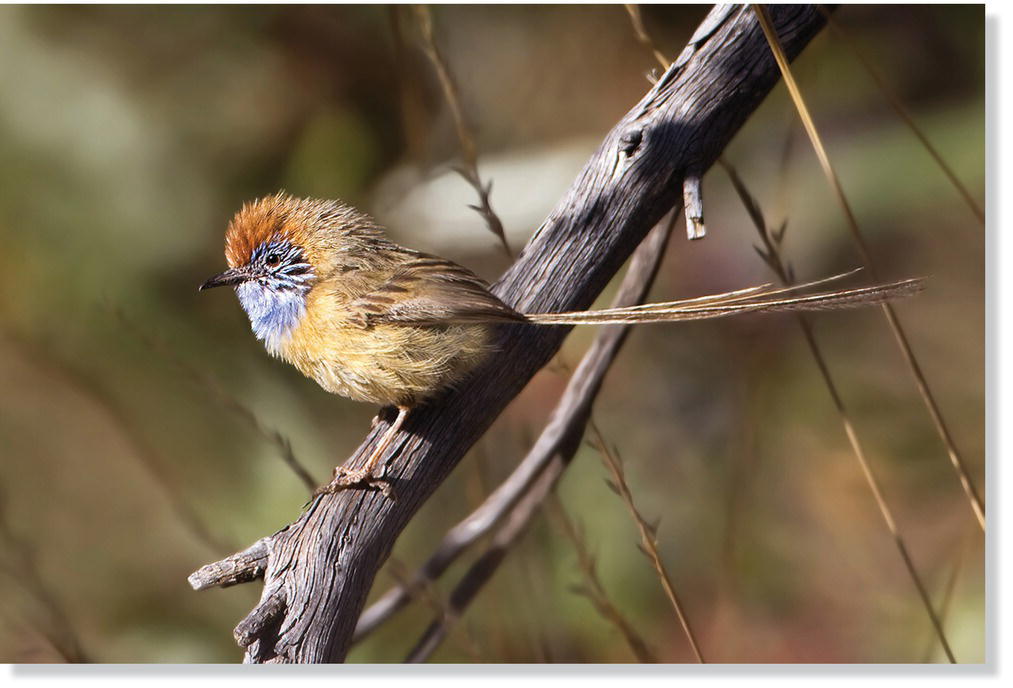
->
0;5;983;663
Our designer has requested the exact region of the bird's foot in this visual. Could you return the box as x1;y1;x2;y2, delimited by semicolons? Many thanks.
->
314;465;394;500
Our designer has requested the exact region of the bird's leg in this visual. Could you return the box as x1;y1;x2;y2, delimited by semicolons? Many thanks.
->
316;405;410;498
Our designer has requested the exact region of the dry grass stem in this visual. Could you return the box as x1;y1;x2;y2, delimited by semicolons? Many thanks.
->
2;328;233;555
413;5;511;257
721;158;957;663
588;421;706;663
547;495;656;662
388;7;428;162
115;311;317;494
624;5;671;71
820;8;984;226
0;487;87;662
752;5;984;533
921;531;971;662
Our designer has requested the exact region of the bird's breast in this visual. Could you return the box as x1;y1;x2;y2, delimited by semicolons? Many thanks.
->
280;312;493;407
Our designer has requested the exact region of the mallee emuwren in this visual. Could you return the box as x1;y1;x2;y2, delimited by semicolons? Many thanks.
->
200;193;922;494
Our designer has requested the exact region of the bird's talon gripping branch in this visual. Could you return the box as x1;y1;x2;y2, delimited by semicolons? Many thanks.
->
316;467;393;498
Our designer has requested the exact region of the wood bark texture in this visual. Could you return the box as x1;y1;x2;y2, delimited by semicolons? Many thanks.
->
189;4;829;663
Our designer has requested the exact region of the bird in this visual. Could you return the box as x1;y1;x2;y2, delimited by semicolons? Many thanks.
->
199;192;923;496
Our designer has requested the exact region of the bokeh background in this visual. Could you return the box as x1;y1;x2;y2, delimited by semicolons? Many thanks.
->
0;4;984;663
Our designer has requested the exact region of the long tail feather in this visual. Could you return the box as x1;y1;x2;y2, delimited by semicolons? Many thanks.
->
524;274;924;326
608;267;864;313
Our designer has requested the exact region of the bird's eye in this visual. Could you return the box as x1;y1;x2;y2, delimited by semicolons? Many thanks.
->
265;252;282;267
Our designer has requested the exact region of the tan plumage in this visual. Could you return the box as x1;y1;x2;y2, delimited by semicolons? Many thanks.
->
203;193;924;493
221;194;523;408
285;274;502;407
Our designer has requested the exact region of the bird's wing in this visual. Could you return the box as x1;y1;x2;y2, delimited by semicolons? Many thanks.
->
346;253;526;326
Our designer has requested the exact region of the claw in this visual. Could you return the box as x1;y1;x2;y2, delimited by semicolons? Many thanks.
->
314;466;394;500
316;406;409;500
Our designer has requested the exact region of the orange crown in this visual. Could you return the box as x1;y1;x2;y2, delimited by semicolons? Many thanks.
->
223;193;385;271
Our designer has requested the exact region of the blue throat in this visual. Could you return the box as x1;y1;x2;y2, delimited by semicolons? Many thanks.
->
234;239;315;355
236;280;309;355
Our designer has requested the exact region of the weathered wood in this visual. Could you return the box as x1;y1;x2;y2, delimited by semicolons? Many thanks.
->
188;538;270;590
192;5;830;663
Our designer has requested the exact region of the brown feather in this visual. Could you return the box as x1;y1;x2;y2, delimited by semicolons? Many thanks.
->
524;276;924;325
347;253;526;326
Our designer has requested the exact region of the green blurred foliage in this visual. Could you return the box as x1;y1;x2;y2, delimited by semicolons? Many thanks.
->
0;5;983;663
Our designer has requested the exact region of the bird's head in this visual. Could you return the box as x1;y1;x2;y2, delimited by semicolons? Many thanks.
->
199;192;384;353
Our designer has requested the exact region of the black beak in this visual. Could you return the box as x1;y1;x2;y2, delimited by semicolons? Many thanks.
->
199;267;250;292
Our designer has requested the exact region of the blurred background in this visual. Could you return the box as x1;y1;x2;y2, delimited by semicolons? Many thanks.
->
0;4;983;663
